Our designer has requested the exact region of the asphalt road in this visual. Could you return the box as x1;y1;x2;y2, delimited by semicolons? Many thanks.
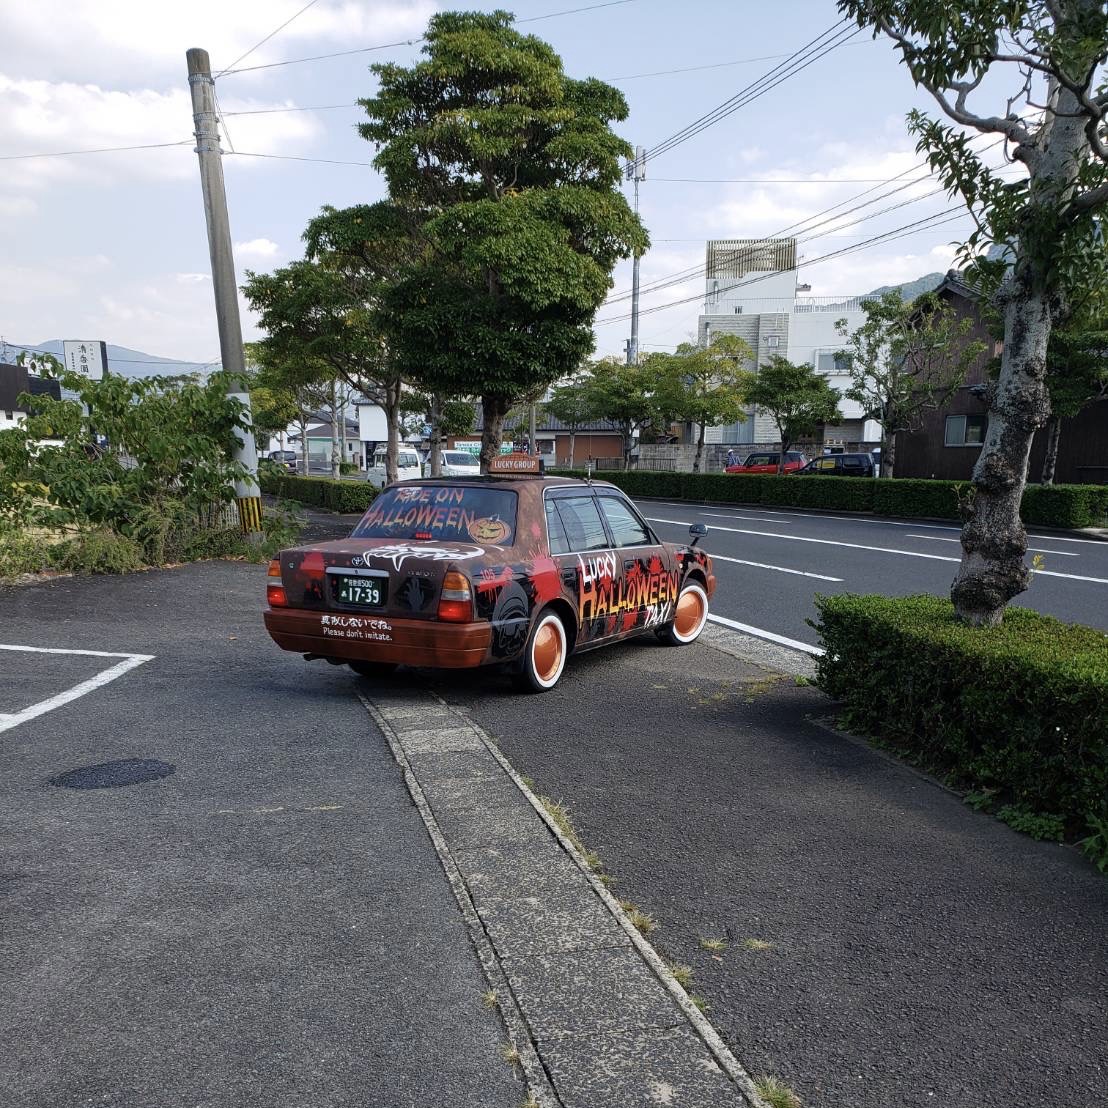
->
0;565;521;1108
438;637;1108;1108
633;497;1108;648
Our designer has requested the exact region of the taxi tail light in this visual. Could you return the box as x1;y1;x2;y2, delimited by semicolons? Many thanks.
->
266;558;288;608
437;571;473;623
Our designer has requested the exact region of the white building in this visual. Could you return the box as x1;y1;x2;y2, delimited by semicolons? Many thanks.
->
696;237;881;447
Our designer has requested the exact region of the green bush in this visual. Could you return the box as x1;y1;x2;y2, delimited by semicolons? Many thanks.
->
50;528;145;574
549;467;1105;530
0;528;54;578
259;472;377;514
812;593;1108;847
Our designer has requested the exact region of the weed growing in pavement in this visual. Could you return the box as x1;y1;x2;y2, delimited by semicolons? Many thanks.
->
742;675;785;703
521;1096;541;1108
667;962;694;989
742;938;774;952
482;990;498;1010
754;1075;802;1108
499;1042;521;1067
537;796;609;878
699;937;728;953
688;993;710;1013
520;775;536;791
618;900;657;935
793;675;811;687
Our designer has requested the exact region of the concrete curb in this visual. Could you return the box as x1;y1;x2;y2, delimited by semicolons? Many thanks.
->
358;691;559;1108
457;694;771;1108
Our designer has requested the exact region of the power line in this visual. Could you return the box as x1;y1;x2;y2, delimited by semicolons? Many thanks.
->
222;103;357;117
229;151;374;167
0;140;192;162
606;41;874;82
215;0;323;78
217;0;639;77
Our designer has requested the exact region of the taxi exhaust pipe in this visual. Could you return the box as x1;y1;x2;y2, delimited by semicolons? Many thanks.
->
303;653;346;665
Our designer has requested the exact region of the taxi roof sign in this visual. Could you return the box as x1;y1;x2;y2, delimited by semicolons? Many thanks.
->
488;453;542;475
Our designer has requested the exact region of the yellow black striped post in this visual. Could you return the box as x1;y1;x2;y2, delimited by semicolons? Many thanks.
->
236;495;263;535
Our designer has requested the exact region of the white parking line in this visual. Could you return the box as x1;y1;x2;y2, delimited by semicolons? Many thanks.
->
905;534;1079;557
709;552;843;582
650;517;1108;584
706;614;825;656
0;644;155;735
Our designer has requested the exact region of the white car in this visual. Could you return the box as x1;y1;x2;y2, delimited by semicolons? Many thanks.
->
368;448;423;488
425;450;482;477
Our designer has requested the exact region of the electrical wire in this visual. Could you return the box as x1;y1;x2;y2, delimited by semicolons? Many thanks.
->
0;140;192;161
215;0;324;78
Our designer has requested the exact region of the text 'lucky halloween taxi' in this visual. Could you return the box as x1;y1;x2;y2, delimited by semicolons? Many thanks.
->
264;456;715;691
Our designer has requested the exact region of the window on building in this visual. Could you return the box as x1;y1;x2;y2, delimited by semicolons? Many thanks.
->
817;352;851;373
944;414;987;446
733;306;743;314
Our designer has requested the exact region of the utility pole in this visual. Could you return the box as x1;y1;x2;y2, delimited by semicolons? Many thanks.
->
626;145;646;366
529;400;537;458
186;47;262;538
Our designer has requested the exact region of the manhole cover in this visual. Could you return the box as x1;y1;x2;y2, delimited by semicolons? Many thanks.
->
49;758;175;790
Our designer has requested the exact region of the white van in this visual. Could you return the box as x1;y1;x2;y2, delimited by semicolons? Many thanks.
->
425;450;482;477
368;448;423;487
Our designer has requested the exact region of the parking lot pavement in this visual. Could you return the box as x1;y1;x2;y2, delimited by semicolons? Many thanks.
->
0;565;522;1108
434;634;1108;1108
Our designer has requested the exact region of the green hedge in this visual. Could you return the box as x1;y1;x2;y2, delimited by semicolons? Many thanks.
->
812;594;1108;846
547;469;1108;529
259;472;377;514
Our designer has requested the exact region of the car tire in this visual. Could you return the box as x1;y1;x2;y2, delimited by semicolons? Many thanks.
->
348;660;398;679
656;580;709;646
513;609;568;693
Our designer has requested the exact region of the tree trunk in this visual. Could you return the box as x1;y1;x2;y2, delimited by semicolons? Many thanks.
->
384;377;402;486
693;421;705;473
777;430;789;475
329;380;341;480
529;402;537;458
951;282;1052;627
1040;413;1061;485
480;395;510;474
882;431;895;480
429;392;443;478
622;421;633;468
297;414;309;475
340;390;348;471
569;429;576;468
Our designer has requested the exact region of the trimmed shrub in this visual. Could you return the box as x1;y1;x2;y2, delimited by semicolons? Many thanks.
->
812;593;1108;843
872;478;966;520
1020;484;1106;529
259;472;377;514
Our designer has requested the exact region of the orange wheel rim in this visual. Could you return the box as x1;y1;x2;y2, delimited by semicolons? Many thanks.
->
533;622;563;682
674;589;705;637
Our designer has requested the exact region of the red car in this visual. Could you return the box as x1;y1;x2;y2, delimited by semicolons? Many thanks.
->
264;461;716;692
725;451;808;474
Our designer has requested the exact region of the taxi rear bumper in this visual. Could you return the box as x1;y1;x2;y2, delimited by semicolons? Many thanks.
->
264;607;492;668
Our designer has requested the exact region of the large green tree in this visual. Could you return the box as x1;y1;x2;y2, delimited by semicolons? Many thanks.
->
652;334;753;473
841;0;1108;625
582;356;665;465
836;289;987;477
358;10;647;472
745;357;842;472
544;374;598;468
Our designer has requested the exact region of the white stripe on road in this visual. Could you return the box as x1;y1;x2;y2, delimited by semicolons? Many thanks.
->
905;533;1079;557
651;517;1108;584
709;552;843;582
707;614;825;656
655;501;1108;545
702;512;792;525
0;645;155;736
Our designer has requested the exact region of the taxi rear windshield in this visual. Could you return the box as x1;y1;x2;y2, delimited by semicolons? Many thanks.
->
352;485;518;546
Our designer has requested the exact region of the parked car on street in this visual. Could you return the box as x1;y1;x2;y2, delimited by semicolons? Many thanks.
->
794;453;876;477
368;447;424;487
726;451;808;474
264;462;715;691
423;450;482;477
268;449;298;473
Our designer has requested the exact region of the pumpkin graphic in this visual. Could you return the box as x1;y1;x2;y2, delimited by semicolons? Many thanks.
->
468;516;511;545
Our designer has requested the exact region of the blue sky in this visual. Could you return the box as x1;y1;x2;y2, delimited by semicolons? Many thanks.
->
1;0;996;367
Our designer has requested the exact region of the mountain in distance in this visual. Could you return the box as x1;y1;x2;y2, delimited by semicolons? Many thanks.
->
2;340;216;380
863;271;946;302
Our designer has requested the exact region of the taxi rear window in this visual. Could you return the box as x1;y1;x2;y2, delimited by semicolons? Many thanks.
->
353;485;518;546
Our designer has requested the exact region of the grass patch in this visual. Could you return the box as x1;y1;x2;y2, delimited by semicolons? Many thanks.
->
667;962;694;989
537;795;607;877
688;993;710;1013
618;900;657;935
482;989;498;1010
499;1042;521;1067
754;1075;802;1108
742;938;774;952
699;937;728;953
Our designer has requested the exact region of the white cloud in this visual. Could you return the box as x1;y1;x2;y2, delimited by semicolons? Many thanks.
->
235;237;280;258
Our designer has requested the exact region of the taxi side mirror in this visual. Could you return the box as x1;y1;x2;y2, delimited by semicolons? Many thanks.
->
689;522;708;546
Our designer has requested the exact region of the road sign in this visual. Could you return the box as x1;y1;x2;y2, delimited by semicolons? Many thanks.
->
62;340;108;380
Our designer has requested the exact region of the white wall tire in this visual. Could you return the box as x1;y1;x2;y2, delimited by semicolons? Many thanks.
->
658;581;709;646
516;610;568;692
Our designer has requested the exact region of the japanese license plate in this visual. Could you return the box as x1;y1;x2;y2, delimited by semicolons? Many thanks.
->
334;575;385;607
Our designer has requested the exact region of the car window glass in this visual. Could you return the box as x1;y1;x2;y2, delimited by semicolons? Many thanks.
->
443;452;474;465
553;496;610;551
545;500;571;555
843;457;863;468
598;495;652;547
353;486;517;544
400;453;419;466
748;455;771;466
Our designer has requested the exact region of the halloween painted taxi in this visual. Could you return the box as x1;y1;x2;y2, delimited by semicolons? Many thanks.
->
263;456;716;691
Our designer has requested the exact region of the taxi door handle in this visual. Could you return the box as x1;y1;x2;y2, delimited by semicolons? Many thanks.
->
623;559;637;570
